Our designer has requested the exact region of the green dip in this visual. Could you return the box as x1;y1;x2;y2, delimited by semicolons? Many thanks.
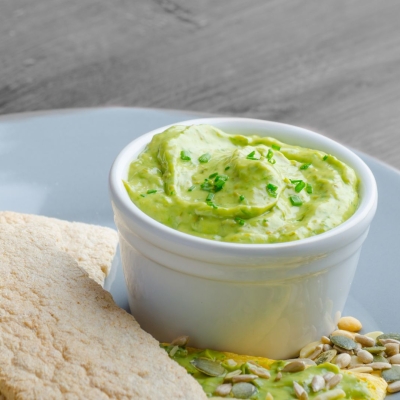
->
124;125;359;244
161;344;373;399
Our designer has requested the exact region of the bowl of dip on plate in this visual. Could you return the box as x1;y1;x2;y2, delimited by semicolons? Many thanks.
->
109;117;377;359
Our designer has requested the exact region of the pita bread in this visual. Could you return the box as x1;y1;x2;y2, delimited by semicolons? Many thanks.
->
0;224;206;399
0;211;118;286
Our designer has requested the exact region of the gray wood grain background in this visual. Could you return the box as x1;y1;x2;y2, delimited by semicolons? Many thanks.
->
1;1;400;168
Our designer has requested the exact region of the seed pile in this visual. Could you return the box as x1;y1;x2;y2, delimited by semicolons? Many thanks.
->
299;316;400;396
164;317;395;399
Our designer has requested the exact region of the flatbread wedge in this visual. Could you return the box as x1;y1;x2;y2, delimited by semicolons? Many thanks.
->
0;225;206;399
0;211;118;286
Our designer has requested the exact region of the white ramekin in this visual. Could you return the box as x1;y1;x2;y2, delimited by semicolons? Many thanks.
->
109;118;377;359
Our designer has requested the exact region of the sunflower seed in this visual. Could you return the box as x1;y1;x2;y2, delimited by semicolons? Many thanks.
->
231;382;257;399
391;355;400;364
314;389;346;399
354;334;375;347
330;336;357;351
388;381;400;393
308;344;324;360
282;360;306;372
380;338;400;346
190;358;226;377
224;369;242;381
348;366;373;373
323;344;333;352
266;393;274;400
247;363;271;379
300;341;322;359
231;374;258;383
315;350;337;365
326;374;342;389
385;343;400;357
323;372;335;382
169;346;179;357
357;350;374;364
293;381;308;399
321;336;331;345
226;359;237;367
311;375;325;392
215;383;232;396
367;362;392;370
335;353;351;369
382;365;400;382
171;335;189;347
275;372;282;381
331;330;355;340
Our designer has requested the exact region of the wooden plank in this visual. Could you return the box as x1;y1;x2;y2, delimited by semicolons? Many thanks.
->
1;0;400;167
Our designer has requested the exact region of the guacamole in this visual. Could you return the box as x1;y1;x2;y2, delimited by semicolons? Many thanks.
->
124;125;359;244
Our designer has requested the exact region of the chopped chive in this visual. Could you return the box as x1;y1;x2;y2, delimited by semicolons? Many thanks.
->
246;150;259;160
180;150;191;161
300;163;311;170
215;174;228;182
272;144;281;151
290;179;302;184
214;180;226;191
140;194;146;197
295;181;306;193
206;193;215;202
147;189;157;194
200;180;213;191
188;185;196;192
323;155;329;161
198;153;211;163
206;201;218;209
239;195;245;202
306;183;313;194
225;166;231;171
209;172;218;179
266;183;278;198
290;195;303;206
267;149;276;164
263;219;268;223
234;217;245;226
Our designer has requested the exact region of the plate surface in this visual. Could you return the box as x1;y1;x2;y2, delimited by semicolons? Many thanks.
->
1;107;399;392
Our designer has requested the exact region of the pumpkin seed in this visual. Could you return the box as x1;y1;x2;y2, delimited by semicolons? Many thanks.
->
231;382;257;399
190;358;226;377
364;331;384;340
373;354;388;363
382;365;400;382
330;335;357;351
363;346;386;354
333;345;353;355
315;350;337;365
377;333;400;346
331;330;355;340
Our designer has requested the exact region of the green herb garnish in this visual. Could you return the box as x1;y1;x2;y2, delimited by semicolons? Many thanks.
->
234;217;245;226
272;144;281;151
198;153;211;163
214;180;226;191
209;172;218;179
267;149;276;164
323;155;329;161
147;189;157;194
206;193;215;202
306;183;313;194
180;150;191;161
300;163;311;170
200;179;213;192
246;151;259;160
266;183;278;198
206;201;218;209
140;194;146;197
295;181;306;193
239;195;245;202
290;195;303;206
225;166;231;171
188;185;196;192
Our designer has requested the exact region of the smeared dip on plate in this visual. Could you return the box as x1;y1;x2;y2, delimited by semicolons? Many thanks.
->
124;124;359;244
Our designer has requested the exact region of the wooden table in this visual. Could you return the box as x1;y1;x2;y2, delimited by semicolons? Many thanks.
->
1;1;400;168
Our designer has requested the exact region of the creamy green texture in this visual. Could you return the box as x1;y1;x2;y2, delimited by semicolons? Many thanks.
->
124;125;359;244
160;345;373;399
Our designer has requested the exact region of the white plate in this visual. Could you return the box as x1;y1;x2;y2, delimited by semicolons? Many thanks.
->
1;107;399;394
